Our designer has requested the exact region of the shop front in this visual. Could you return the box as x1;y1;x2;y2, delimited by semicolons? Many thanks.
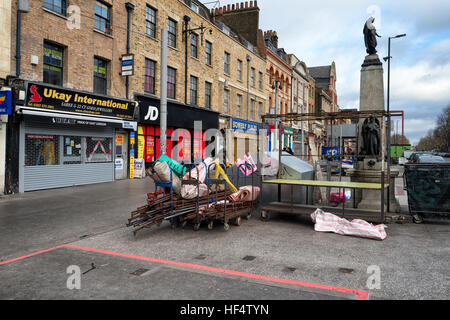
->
17;82;137;192
228;118;264;163
135;94;219;167
284;126;294;150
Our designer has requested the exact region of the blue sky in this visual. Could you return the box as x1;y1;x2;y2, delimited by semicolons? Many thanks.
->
210;0;450;145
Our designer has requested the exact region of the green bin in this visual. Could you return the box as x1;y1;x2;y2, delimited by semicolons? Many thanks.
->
404;163;450;219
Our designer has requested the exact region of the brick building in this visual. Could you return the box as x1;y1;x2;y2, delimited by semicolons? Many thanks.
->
130;0;268;164
6;0;138;193
260;30;292;151
288;54;310;156
0;0;12;195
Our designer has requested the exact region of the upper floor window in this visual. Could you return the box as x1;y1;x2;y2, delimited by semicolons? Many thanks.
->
93;57;108;94
236;94;242;117
205;41;212;66
224;52;230;75
237;60;242;81
44;0;67;16
259;72;263;90
251;67;255;87
205;82;212;109
144;59;156;94
190;76;198;105
146;6;157;38
94;1;111;35
167;67;176;99
223;89;229;114
191;33;198;58
43;41;64;86
191;2;199;13
168;18;177;48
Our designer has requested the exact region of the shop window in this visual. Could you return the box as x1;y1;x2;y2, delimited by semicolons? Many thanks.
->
94;0;112;35
94;57;108;95
44;0;67;16
25;134;60;166
85;137;112;163
63;136;82;164
43;41;64;86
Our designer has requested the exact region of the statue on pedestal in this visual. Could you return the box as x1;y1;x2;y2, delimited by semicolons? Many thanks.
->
364;17;382;55
361;116;381;156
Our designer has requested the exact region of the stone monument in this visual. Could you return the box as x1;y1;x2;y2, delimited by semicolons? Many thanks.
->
348;17;400;213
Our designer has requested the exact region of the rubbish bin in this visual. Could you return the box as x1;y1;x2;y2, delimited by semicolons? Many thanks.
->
404;163;450;220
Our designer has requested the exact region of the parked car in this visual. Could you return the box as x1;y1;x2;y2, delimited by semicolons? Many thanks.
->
408;152;431;163
417;155;445;163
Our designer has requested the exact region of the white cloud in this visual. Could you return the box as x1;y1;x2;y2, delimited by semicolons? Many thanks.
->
390;61;450;102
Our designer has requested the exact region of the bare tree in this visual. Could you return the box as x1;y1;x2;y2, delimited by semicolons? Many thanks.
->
416;105;450;152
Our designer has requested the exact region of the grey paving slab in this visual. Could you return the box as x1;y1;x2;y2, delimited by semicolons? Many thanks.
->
0;247;348;300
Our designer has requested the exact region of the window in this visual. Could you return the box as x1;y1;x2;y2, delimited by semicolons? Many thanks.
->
236;94;242;117
144;59;156;94
250;99;255;120
191;2;199;13
93;57;108;94
205;82;212;109
190;76;198;105
25;134;60;166
44;0;67;16
224;52;230;74
223;89;229;114
94;1;111;34
85;137;113;163
43;41;64;86
63;136;82;165
237;60;242;81
251;68;255;87
205;41;212;66
146;6;157;38
259;72;263;90
167;67;176;99
168;18;177;48
191;33;198;58
258;102;263;119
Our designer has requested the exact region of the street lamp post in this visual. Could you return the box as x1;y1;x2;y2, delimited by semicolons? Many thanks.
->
272;80;282;151
384;33;406;213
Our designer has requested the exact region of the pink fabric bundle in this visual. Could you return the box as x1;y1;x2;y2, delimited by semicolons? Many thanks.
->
229;186;261;202
235;153;257;177
310;209;387;240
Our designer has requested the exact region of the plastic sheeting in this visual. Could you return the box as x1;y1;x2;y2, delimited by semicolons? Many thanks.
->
311;209;387;240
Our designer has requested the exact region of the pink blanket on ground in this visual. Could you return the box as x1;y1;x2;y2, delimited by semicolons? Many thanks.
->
229;186;261;202
310;209;387;240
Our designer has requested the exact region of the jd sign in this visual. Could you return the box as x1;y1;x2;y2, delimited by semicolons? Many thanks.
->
144;106;159;121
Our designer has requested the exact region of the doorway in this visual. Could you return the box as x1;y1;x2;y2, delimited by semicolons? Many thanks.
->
115;132;128;180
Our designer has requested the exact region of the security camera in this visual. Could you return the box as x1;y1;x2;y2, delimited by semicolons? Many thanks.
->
209;29;213;35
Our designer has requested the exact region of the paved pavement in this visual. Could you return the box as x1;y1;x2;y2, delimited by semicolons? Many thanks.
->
0;176;449;300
